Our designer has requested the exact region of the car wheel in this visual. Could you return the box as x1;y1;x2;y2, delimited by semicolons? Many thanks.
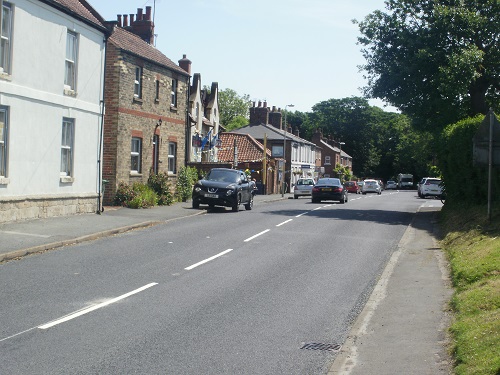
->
362;192;366;195
232;195;241;212
244;195;253;210
294;195;298;199
192;200;199;209
312;198;320;203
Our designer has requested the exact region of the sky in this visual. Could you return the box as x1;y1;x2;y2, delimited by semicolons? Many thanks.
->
87;0;395;114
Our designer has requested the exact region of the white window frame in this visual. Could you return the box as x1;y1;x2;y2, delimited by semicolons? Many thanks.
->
0;106;8;177
168;142;176;174
325;155;331;165
131;137;142;173
134;67;142;98
64;30;78;91
0;1;12;75
171;79;177;107
60;118;74;177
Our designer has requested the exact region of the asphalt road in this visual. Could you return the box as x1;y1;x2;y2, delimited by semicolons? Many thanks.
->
1;190;428;374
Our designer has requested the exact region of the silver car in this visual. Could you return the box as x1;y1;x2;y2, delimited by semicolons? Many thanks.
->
293;178;315;198
362;179;382;195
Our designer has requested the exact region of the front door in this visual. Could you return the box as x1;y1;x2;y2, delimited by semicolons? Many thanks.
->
152;134;160;174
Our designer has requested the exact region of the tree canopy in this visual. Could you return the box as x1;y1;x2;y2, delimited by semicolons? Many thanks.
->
356;0;500;131
217;88;251;130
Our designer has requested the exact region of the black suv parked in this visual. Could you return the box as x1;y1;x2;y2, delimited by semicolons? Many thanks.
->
192;168;255;212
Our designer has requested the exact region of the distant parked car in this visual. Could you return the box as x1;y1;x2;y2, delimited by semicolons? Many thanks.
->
386;180;397;190
311;178;348;204
357;181;365;190
192;168;255;211
419;177;442;198
344;181;361;194
293;178;315;199
362;179;382;195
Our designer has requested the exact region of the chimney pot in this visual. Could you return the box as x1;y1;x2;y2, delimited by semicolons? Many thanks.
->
123;14;128;27
137;8;143;21
117;14;122;27
145;6;152;21
130;14;134;24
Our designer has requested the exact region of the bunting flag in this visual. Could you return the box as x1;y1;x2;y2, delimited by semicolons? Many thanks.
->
209;132;218;149
200;129;212;149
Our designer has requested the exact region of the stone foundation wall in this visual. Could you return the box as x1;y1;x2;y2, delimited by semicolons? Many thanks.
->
0;194;98;224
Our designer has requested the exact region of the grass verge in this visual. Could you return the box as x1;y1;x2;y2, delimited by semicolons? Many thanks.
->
439;204;500;375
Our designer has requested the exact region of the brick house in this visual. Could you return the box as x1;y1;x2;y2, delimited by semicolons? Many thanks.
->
217;132;278;194
186;70;221;163
311;128;352;178
102;7;190;204
232;101;319;192
0;0;108;223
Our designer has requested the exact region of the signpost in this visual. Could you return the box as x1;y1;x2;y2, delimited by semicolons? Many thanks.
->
473;109;500;221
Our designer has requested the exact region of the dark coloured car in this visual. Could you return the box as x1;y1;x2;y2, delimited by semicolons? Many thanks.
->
345;181;360;194
311;178;348;204
192;168;254;212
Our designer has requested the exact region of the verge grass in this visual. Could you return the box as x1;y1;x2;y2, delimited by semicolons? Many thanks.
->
439;204;500;375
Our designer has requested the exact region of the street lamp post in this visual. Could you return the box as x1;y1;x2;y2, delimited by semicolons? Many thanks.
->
282;104;294;197
338;141;345;181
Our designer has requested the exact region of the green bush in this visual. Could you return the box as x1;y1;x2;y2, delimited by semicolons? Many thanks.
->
438;115;500;205
176;166;199;202
127;182;157;208
148;172;173;206
114;182;137;206
114;181;157;208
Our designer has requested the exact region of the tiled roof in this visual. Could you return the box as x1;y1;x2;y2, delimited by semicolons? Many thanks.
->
49;0;106;29
109;27;189;76
218;133;271;163
320;139;351;158
232;123;316;146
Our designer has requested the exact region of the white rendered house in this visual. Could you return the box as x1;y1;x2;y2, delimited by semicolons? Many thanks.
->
0;0;108;222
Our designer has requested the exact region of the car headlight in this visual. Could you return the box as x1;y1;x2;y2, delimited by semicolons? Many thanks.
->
226;189;235;196
194;186;201;193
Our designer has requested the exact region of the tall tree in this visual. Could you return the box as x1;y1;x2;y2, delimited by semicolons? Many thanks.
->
217;88;251;130
356;0;500;131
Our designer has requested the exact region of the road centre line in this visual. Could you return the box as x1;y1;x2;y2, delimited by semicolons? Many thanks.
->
0;230;51;238
276;219;293;227
295;212;308;217
38;283;158;329
184;249;233;270
244;229;270;242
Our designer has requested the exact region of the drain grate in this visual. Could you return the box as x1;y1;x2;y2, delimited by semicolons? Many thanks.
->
300;342;341;352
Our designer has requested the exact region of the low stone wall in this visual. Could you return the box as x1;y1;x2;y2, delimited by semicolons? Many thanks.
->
0;194;98;223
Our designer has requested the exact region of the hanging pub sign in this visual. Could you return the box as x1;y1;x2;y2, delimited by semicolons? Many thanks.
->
192;134;201;148
473;110;500;166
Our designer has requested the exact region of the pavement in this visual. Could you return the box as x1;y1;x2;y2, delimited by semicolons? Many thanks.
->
0;193;453;374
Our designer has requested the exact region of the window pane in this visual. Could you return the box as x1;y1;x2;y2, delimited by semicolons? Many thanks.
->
131;137;142;172
65;31;77;89
168;142;176;173
0;108;6;176
1;3;12;73
61;119;74;176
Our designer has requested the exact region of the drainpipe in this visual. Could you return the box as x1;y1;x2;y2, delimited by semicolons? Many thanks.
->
185;75;191;167
97;33;109;214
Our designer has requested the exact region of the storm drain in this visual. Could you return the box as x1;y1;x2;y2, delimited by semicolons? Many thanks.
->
300;342;341;352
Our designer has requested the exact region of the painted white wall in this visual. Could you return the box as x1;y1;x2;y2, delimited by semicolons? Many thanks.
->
0;0;105;198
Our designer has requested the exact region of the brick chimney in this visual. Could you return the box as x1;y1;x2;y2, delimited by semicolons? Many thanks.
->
268;106;282;129
118;6;155;44
178;54;192;75
249;101;270;125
